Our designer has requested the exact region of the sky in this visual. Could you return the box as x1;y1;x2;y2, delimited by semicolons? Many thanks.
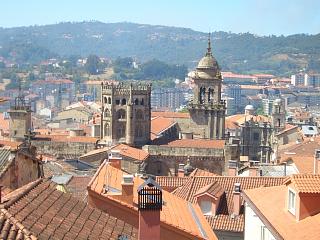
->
0;0;319;36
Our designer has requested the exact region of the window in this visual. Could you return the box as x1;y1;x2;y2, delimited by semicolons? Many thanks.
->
288;189;296;215
253;132;259;141
121;98;126;105
260;226;275;240
199;200;212;215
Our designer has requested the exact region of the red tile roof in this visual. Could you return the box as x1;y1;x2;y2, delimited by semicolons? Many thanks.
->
194;181;224;199
155;176;189;192
88;163;217;240
112;144;149;161
174;176;284;232
151;111;190;119
285;174;320;193
243;184;320;240
2;179;137;239
35;135;98;143
163;139;225;149
151;117;176;140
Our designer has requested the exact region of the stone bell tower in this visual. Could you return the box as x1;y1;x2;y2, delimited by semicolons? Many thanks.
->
188;34;226;139
100;82;152;147
8;82;32;141
272;98;286;132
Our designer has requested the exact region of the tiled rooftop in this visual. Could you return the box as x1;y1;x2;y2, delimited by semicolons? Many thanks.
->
243;185;320;240
173;176;284;232
285;174;320;193
151;111;190;119
163;139;225;149
150;116;176;140
88;163;217;240
2;179;138;240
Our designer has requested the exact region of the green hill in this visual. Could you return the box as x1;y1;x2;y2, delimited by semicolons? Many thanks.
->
0;21;320;75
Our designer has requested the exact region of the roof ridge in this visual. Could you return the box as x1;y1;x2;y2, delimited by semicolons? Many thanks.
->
0;208;37;239
3;178;43;208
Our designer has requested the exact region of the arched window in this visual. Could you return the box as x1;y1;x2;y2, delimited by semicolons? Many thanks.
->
108;97;111;104
104;97;108;104
104;123;110;136
135;124;143;137
117;124;126;138
136;109;144;120
208;88;214;103
134;98;139;105
121;98;127;105
199;87;205;104
115;99;120;105
140;98;144;105
117;109;126;119
104;108;110;118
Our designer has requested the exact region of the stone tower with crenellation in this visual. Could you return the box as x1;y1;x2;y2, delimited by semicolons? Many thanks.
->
188;34;226;139
100;82;152;146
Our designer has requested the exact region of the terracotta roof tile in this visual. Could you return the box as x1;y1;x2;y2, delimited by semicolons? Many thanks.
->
88;163;217;240
151;111;190;119
35;135;98;143
3;179;137;239
155;176;189;192
174;176;284;232
194;181;224;199
189;168;219;177
285;174;320;193
151;117;176;140
112;144;149;161
163;139;225;149
243;185;320;240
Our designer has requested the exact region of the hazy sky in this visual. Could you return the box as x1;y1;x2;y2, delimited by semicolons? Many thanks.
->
1;0;319;36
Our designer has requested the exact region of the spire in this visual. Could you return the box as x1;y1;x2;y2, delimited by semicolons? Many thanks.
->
206;32;212;57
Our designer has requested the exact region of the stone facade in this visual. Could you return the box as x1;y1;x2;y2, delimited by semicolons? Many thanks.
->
0;145;42;191
188;36;226;139
142;145;227;176
100;82;152;147
8;96;32;141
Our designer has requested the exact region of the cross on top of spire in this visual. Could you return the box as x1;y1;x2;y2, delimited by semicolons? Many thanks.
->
206;32;212;57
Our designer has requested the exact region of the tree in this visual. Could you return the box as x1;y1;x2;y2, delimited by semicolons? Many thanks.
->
85;55;101;75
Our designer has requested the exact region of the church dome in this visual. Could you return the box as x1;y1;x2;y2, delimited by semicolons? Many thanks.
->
245;105;254;111
193;34;221;80
197;55;219;69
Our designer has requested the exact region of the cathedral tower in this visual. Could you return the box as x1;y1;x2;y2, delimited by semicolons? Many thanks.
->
188;34;226;139
272;98;286;132
100;82;151;146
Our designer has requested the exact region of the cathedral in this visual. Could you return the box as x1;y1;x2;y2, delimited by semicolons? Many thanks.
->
100;35;226;147
187;35;226;139
100;82;152;147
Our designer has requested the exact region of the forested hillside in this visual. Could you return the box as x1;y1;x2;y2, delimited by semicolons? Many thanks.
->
0;21;319;75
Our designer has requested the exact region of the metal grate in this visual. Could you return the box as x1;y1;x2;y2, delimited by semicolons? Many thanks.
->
138;178;162;211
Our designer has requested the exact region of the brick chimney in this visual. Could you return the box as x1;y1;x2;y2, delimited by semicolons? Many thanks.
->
233;183;241;216
248;167;259;176
121;175;134;205
313;149;320;174
108;150;122;170
178;163;185;177
228;160;237;176
138;178;162;240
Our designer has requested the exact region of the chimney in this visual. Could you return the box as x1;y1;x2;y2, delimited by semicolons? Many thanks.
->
228;160;237;176
108;150;122;170
178;163;185;177
138;178;162;240
248;167;259;176
233;183;241;216
121;175;134;205
314;149;320;174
